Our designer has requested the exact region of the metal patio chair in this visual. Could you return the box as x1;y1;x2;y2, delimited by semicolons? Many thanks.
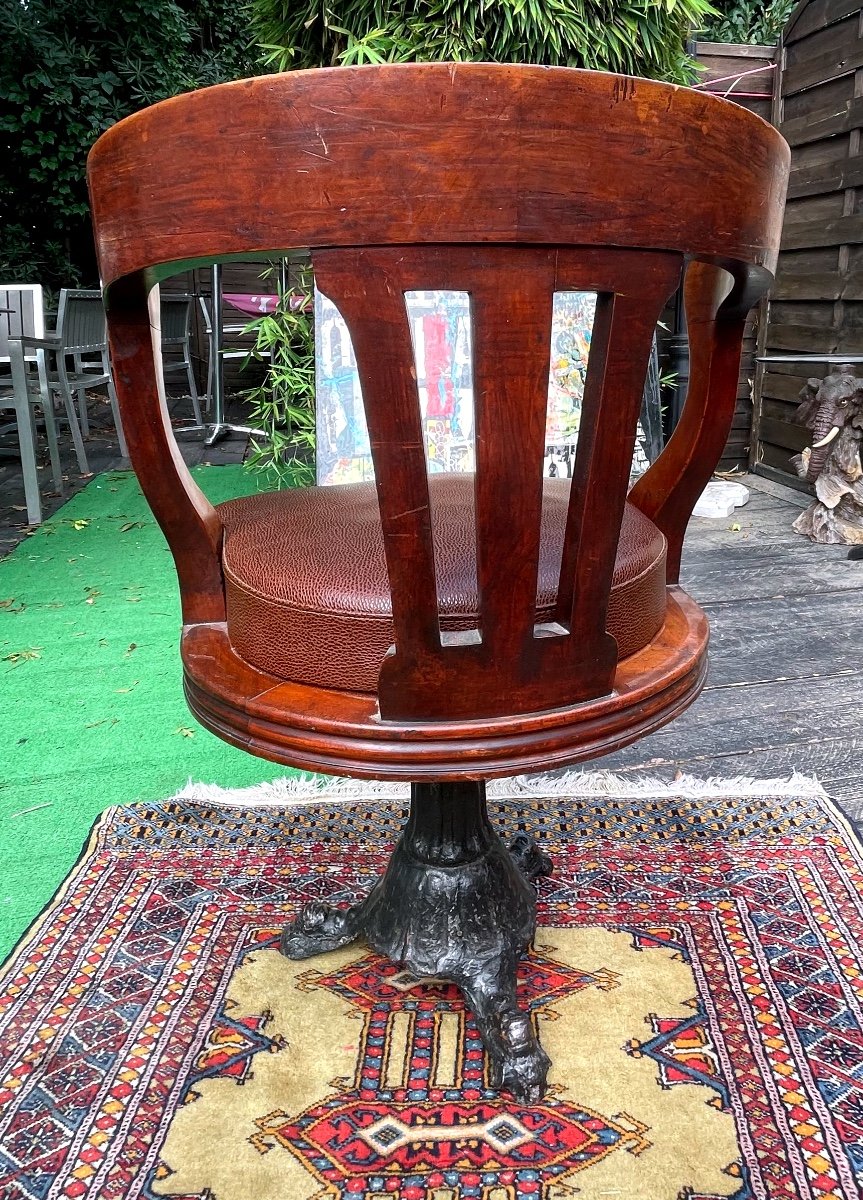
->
0;285;63;525
53;289;128;464
17;289;129;472
160;293;205;423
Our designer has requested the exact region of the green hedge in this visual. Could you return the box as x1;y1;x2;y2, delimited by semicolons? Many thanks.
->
0;0;259;288
700;0;795;44
252;0;714;82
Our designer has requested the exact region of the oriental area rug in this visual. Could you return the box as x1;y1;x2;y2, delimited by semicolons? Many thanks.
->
3;773;863;1200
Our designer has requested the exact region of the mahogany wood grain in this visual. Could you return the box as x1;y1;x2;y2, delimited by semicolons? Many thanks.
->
88;65;788;287
108;276;224;622
629;263;748;582
314;246;681;720
181;587;708;780
86;64;789;778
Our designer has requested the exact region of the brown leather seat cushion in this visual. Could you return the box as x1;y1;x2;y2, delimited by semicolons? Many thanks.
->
218;475;667;694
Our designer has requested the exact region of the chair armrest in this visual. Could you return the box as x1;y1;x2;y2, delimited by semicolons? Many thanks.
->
9;334;62;351
628;262;750;583
106;275;225;623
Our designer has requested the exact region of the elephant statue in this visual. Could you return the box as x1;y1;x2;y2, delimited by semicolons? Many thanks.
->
791;363;863;544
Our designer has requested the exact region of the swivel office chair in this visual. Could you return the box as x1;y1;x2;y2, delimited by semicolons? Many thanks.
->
87;64;788;1101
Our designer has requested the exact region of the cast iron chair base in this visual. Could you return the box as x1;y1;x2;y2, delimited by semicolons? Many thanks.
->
280;780;553;1102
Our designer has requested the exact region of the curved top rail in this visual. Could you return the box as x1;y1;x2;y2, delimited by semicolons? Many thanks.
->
88;63;789;289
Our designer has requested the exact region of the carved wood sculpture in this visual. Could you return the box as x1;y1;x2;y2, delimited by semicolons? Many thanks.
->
792;364;863;543
87;64;789;1101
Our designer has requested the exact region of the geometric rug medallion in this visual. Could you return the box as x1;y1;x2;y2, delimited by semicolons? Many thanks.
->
2;776;862;1199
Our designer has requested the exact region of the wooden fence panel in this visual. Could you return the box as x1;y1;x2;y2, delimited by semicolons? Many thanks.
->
752;1;863;488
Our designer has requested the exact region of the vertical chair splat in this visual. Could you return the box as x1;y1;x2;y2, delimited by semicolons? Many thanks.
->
468;258;554;663
628;262;747;582
106;274;225;624
314;246;681;722
555;253;683;664
312;250;443;664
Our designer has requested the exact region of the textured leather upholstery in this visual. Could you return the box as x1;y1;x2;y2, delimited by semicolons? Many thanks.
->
218;475;668;695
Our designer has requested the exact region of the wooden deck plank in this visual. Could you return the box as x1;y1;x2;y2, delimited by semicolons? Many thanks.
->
685;548;861;602
680;503;810;555
602;740;863;822
603;672;863;769
705;592;863;687
602;475;863;811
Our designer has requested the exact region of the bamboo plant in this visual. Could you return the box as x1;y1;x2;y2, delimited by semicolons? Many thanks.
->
243;265;316;487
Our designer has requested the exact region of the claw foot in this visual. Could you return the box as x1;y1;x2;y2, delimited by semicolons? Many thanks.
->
509;832;552;884
487;1011;551;1103
280;900;364;959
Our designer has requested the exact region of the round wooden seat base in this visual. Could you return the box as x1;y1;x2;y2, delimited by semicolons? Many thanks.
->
182;586;708;781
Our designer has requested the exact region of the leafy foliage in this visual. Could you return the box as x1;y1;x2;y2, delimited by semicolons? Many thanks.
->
251;0;715;83
243;266;317;488
699;0;795;44
0;0;259;287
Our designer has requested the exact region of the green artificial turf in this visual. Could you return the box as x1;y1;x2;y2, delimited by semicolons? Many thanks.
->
0;465;300;961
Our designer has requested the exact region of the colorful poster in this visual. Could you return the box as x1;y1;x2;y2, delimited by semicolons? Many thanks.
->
314;288;654;486
544;291;596;479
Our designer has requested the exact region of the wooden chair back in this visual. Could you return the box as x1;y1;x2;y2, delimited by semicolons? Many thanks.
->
88;64;789;722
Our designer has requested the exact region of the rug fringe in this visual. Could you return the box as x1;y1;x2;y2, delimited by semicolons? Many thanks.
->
172;769;828;807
